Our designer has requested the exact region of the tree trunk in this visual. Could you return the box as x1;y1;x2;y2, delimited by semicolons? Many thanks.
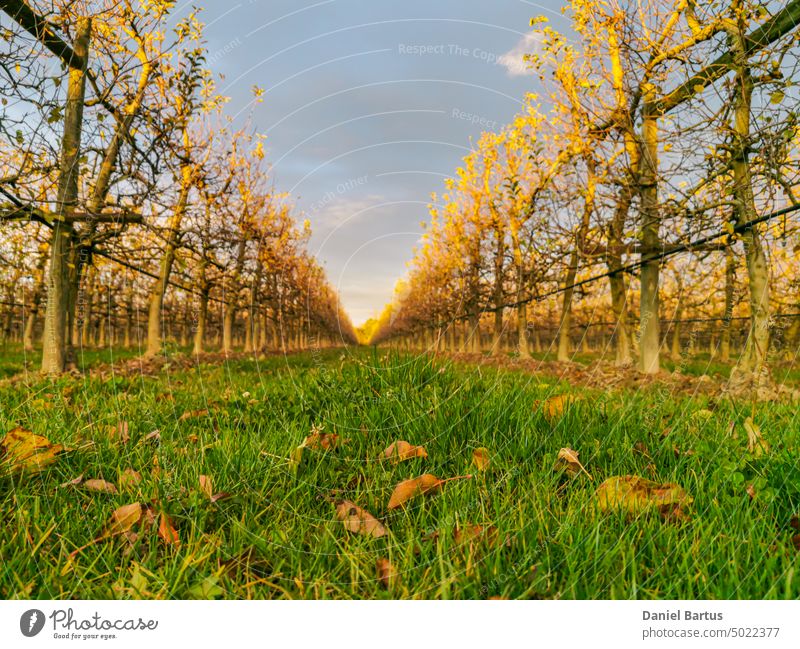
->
729;17;770;375
145;147;192;357
638;91;661;374
720;247;736;362
41;18;90;374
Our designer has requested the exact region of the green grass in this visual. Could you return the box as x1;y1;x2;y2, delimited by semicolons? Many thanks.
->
1;347;799;599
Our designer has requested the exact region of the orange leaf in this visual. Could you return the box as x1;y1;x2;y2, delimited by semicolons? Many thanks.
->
381;440;428;464
472;447;490;471
157;512;180;546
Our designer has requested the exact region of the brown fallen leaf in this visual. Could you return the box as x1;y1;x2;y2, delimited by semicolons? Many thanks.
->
0;427;65;475
472;447;490;471
113;421;130;444
179;409;209;422
157;512;180;546
744;417;769;456
143;430;161;445
118;469;142;492
381;440;428;464
555;447;592;480
199;475;214;500
387;473;472;510
376;558;397;589
595;475;692;515
541;394;576;423
304;432;339;451
335;501;387;538
82;479;118;495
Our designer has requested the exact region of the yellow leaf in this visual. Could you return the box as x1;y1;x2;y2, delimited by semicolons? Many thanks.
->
541;394;575;422
595;476;692;515
743;417;769;456
0;427;65;475
472;447;490;471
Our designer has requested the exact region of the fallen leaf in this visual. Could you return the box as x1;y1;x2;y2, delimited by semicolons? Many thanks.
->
304;432;339;451
388;474;443;509
118;469;142;492
199;475;213;500
157;512;180;546
82;479;118;495
210;492;232;503
387;473;471;510
381;440;428;463
143;430;161;445
376;558;397;589
102;503;145;539
113;421;130;444
335;500;387;538
0;427;65;475
472;447;490;471
541;394;575;422
595;475;692;515
555;447;592;480
744;417;769;456
179;409;209;422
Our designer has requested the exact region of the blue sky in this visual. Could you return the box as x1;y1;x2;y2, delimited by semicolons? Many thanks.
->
198;0;568;324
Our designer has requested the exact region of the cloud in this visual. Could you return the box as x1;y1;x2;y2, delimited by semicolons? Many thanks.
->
498;32;541;77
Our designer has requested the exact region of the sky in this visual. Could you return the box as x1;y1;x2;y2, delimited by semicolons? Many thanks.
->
197;0;569;325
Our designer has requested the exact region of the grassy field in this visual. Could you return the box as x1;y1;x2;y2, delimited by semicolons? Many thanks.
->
1;347;799;599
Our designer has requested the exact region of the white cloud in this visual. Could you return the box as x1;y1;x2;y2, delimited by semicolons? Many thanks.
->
498;33;541;77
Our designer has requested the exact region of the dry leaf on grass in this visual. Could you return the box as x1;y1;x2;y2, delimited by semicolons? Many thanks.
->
555;447;592;480
199;475;213;500
179;409;209;422
381;440;428;463
157;512;180;546
540;394;576;422
472;447;490;471
82;479;118;495
118;469;142;492
595;475;692;517
335;501;387;538
304;432;339;451
744;417;769;456
387;473;471;510
0;427;66;475
376;558;397;589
